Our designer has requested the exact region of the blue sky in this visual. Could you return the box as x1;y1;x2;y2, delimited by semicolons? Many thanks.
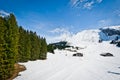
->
0;0;120;43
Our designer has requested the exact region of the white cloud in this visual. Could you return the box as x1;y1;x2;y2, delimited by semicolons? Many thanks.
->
114;10;120;17
96;0;103;3
49;28;69;34
83;1;94;9
48;28;73;43
70;0;103;10
0;10;9;16
70;0;78;7
98;19;111;27
50;33;71;42
70;0;87;7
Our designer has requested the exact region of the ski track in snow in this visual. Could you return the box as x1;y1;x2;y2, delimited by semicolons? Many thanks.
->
14;42;120;80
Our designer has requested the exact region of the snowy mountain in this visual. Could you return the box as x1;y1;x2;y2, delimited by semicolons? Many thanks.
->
67;26;120;47
48;26;120;51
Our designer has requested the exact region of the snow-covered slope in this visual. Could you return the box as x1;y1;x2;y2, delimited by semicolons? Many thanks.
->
67;29;100;46
14;42;120;80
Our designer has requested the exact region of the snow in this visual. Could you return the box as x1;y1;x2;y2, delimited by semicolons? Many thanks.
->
66;26;120;47
102;26;120;30
14;26;120;80
14;42;120;80
65;29;100;47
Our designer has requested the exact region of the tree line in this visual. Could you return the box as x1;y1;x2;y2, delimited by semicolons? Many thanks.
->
0;14;47;80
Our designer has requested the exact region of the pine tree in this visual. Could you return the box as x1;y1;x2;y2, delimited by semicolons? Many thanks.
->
0;14;19;79
5;13;19;79
47;44;54;53
40;38;47;59
18;26;28;62
0;16;8;80
6;13;19;63
25;30;31;61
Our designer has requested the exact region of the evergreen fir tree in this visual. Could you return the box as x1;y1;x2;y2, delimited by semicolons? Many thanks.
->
40;38;47;59
0;14;19;79
0;16;8;80
5;13;19;79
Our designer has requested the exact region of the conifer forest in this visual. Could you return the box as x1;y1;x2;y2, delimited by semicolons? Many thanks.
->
0;14;47;80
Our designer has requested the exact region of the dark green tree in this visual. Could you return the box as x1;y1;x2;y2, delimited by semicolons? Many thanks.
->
5;14;19;79
47;44;54;53
18;26;31;62
0;14;19;80
0;16;8;80
40;38;47;59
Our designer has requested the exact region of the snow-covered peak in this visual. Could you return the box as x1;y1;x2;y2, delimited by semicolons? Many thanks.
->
68;29;100;42
102;26;120;30
0;10;9;17
67;26;120;47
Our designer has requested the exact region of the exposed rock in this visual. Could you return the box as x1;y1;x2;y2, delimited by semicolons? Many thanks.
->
100;53;114;57
73;53;83;57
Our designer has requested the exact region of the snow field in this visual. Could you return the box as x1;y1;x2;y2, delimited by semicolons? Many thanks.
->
14;42;120;80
